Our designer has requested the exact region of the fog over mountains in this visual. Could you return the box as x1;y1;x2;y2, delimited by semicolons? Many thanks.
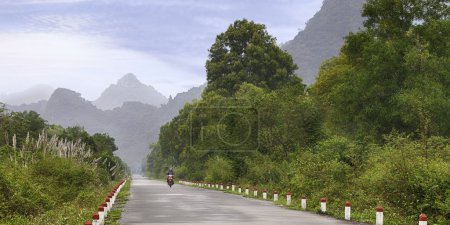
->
7;74;205;171
94;73;168;110
0;84;54;106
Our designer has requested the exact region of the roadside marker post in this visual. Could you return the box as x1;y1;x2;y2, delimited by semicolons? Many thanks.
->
286;192;292;206
376;206;384;225
419;213;427;225
320;198;327;213
344;201;351;220
301;195;307;209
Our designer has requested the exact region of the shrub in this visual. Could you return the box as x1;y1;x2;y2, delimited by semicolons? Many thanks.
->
204;156;234;182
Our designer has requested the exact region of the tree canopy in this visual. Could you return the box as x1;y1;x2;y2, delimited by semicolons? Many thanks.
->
206;19;302;96
312;0;450;139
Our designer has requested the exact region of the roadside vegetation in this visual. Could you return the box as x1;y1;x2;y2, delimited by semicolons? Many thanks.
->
147;1;449;224
0;105;129;224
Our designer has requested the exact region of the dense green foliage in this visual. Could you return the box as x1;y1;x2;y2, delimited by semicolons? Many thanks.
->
313;0;450;139
206;19;302;96
0;104;128;224
148;1;449;224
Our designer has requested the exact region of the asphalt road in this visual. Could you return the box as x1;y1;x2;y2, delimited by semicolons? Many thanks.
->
119;175;365;225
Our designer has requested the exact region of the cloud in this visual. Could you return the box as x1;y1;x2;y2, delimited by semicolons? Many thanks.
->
0;0;324;100
0;32;205;100
3;0;90;4
113;0;233;11
28;14;95;32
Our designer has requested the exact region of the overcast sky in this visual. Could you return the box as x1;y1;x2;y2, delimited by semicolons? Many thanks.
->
0;0;323;100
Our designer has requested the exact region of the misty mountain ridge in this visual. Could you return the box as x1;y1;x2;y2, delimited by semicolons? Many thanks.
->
282;0;366;84
6;83;205;170
0;84;54;106
93;73;168;110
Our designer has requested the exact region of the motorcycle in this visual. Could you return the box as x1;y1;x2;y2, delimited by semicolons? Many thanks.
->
167;175;174;187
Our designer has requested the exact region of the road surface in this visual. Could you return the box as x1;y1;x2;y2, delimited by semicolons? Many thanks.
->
119;175;365;225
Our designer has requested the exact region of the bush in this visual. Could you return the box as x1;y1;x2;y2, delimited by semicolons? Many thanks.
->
204;156;234;182
31;156;97;203
359;135;450;224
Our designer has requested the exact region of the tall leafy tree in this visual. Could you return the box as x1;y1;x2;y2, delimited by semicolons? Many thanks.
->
206;19;301;96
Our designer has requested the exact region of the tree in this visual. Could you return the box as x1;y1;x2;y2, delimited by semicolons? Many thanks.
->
92;133;118;155
0;111;47;145
312;0;450;139
363;0;449;38
61;126;95;149
206;19;301;96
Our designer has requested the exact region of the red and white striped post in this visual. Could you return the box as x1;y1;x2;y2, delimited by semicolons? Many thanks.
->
419;213;427;225
274;191;279;202
106;196;112;209
253;188;258;197
92;213;100;225
245;187;249;195
286;192;292;206
376;206;384;225
232;184;235;192
320;198;327;212
301;195;307;209
109;192;114;204
102;202;108;217
344;201;351;220
98;206;105;223
263;190;267;199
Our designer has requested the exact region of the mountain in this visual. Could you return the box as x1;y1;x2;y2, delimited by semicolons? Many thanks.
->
44;88;103;128
282;0;366;84
0;84;54;105
7;84;205;172
159;84;206;122
93;73;168;110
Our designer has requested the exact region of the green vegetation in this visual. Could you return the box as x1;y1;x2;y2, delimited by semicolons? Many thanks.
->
148;1;449;224
0;104;129;224
205;19;302;96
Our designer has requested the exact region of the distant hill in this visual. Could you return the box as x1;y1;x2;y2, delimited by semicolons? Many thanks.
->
282;0;366;85
93;73;168;110
7;84;205;171
45;88;103;128
0;84;54;106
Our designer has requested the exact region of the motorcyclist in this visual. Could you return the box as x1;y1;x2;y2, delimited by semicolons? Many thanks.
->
166;168;174;187
167;168;174;176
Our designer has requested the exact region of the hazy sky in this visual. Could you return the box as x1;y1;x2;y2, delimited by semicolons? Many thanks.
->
0;0;323;100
